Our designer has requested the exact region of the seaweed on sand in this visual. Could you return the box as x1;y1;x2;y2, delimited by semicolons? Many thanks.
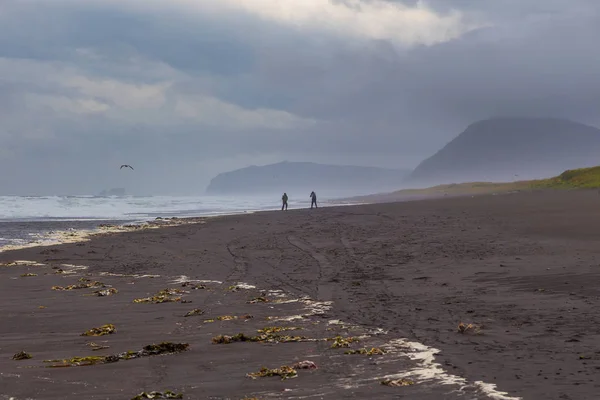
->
247;365;298;380
52;280;106;291
381;378;415;387
227;283;256;292
258;333;307;343
206;314;253;322
12;351;32;360
256;326;301;335
131;391;183;399
344;347;386;356
20;273;37;277
142;343;188;355
212;329;307;344
181;282;206;290
247;296;269;304
133;288;184;304
45;356;107;367
94;288;118;297
457;322;481;334
255;326;306;343
1;260;45;267
184;309;204;317
44;342;189;367
81;324;116;337
328;336;359;349
87;342;110;351
212;333;258;344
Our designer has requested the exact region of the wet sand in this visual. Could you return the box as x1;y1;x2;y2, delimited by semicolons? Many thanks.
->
2;190;600;399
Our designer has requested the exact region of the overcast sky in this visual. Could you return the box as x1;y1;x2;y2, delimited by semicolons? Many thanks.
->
1;0;599;195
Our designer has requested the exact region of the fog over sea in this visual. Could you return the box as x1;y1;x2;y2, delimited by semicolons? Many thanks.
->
0;194;327;249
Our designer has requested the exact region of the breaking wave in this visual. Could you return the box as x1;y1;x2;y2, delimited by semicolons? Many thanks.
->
0;195;298;221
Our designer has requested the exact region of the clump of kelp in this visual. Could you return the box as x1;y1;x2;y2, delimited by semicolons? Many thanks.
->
216;315;237;321
12;351;32;360
381;378;415;387
87;342;110;351
81;324;116;337
204;314;253;323
131;390;183;399
181;281;207;290
1;260;45;267
212;333;257;344
184;309;204;317
247;365;298;380
20;273;37;277
133;288;185;304
344;347;386;356
227;283;256;292
457;322;482;335
212;326;306;345
247;360;317;381
44;342;189;367
52;278;106;291
94;288;118;297
247;296;269;304
256;326;301;335
328;336;360;349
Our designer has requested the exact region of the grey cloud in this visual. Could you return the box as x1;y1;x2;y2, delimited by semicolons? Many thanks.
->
1;0;600;195
0;2;256;77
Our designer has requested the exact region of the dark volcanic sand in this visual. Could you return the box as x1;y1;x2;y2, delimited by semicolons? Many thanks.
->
2;190;600;399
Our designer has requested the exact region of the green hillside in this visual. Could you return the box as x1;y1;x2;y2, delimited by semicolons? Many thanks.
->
533;166;600;189
394;165;600;197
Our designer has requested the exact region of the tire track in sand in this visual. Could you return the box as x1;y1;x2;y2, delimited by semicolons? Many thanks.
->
287;235;339;304
225;240;249;285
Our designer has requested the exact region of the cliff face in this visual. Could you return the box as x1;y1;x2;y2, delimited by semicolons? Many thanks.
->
206;161;409;196
407;118;600;186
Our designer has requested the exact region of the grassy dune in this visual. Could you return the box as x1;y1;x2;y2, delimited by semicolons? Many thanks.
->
393;166;600;197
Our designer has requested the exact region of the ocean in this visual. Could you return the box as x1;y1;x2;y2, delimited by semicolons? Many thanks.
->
0;194;315;249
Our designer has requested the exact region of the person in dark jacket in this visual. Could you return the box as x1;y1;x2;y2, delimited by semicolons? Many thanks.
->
310;191;317;209
282;193;288;211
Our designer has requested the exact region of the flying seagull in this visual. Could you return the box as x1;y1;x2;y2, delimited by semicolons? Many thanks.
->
120;165;134;170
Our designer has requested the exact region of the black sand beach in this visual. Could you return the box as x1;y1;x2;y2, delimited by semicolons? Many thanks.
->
2;190;600;399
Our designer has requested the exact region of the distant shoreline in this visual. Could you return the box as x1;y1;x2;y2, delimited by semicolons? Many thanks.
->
6;166;599;253
0;199;362;253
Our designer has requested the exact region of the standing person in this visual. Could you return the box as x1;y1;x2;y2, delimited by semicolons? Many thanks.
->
282;192;288;211
310;191;317;209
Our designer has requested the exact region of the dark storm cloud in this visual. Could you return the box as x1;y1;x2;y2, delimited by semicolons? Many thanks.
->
0;2;256;77
0;0;599;194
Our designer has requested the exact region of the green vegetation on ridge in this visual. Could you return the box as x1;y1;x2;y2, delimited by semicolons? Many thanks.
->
394;165;600;197
542;166;600;188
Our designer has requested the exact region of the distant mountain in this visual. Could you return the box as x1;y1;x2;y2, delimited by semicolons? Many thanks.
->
407;118;600;186
206;161;410;196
